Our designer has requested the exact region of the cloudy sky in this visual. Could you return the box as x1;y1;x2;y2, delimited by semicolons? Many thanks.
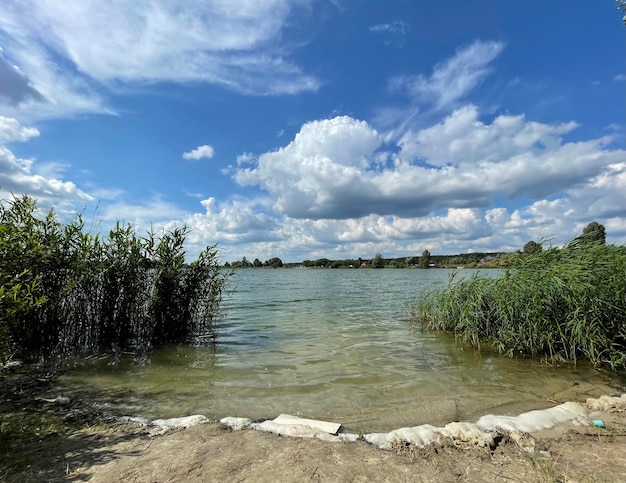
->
1;1;625;263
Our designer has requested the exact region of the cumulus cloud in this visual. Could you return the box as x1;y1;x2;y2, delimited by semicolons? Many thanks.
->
234;116;383;218
0;116;40;142
0;145;92;203
183;144;215;160
232;108;625;230
0;0;320;119
389;40;504;110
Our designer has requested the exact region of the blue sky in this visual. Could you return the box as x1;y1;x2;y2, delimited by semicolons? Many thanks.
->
1;1;625;263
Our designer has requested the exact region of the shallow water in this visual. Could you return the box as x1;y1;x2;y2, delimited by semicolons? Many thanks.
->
55;269;623;432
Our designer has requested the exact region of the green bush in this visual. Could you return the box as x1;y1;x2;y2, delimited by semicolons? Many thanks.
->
0;194;230;359
413;239;626;369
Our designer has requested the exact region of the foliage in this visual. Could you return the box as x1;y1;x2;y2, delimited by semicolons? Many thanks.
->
419;250;431;269
370;253;385;269
412;239;626;369
523;240;543;255
0;196;48;361
266;257;283;268
579;221;606;246
0;194;229;359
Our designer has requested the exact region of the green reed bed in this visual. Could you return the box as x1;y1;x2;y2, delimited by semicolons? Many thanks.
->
413;240;626;369
1;194;230;359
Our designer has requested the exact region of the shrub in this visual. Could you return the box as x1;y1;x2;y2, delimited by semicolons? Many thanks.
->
0;194;230;359
413;239;626;369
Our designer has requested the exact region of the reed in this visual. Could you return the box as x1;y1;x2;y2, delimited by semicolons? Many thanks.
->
413;240;626;369
0;194;230;359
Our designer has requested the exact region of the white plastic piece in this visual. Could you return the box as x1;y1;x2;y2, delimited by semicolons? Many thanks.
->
273;414;342;435
151;414;209;429
220;417;252;430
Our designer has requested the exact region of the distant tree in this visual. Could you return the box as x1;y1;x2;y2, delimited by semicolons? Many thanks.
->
240;256;252;268
419;250;431;269
370;253;385;268
581;221;606;245
267;257;283;268
253;258;263;268
523;240;543;255
223;261;231;268
315;258;331;267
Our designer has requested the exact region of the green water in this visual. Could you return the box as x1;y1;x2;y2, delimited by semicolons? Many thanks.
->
55;269;622;432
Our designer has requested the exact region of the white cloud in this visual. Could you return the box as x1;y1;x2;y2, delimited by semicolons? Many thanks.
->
233;109;624;223
0;116;40;142
389;40;504;110
183;144;215;160
0;0;320;119
398;105;579;167
234;116;383;218
369;21;410;47
181;196;281;260
614;74;626;81
236;152;256;165
99;196;187;227
0;145;92;204
91;146;626;261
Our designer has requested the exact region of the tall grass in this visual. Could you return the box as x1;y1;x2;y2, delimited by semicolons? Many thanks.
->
1;195;230;359
413;239;626;369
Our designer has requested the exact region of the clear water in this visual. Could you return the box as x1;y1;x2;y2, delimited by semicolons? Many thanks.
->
56;269;623;432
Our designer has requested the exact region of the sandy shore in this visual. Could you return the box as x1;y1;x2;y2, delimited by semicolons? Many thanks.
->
41;395;625;482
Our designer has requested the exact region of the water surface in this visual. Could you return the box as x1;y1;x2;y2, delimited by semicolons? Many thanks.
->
56;269;622;432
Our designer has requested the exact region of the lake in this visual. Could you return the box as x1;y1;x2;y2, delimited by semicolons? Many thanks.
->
56;268;622;433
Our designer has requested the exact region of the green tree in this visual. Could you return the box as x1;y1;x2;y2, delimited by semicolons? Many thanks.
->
267;257;283;268
314;258;331;267
253;258;262;267
580;221;606;245
419;250;431;269
370;253;385;268
523;240;543;255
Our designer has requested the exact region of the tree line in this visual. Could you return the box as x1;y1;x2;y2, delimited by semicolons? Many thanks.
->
227;222;608;270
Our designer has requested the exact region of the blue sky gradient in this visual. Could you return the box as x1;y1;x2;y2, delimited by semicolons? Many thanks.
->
1;1;625;262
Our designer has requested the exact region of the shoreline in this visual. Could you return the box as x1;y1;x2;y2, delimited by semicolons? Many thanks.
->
3;373;626;482
79;393;626;482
